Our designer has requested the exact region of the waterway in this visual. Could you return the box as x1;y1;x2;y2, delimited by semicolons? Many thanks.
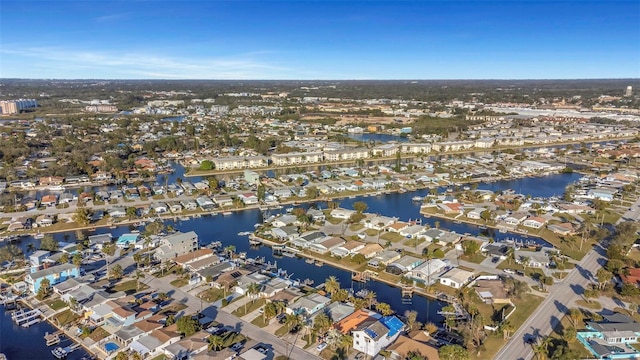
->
1;171;582;355
347;133;410;143
0;305;90;360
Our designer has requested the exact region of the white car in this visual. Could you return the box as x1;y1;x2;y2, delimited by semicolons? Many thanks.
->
316;342;327;352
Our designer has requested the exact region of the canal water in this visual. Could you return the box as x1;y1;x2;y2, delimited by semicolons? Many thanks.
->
347;133;410;143
1;171;581;356
0;305;90;360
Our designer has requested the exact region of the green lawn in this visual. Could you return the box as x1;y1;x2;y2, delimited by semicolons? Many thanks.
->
250;315;269;328
349;224;364;231
198;287;227;303
46;299;68;311
472;294;544;360
548;315;593;359
87;326;110;342
112;280;147;294
460;253;486;264
170;278;189;288
575;300;602;310
232;298;265;317
380;232;404;243
53;309;80;327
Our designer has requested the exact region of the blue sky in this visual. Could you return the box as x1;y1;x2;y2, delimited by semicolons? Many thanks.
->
1;1;639;79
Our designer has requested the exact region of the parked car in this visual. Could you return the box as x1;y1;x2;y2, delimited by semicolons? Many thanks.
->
316;343;327;352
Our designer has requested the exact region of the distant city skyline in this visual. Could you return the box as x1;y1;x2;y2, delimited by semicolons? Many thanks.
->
1;1;639;80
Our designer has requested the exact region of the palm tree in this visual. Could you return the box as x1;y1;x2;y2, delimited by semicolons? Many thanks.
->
224;245;236;259
26;243;36;253
109;264;123;280
375;302;393;316
284;313;300;332
324;276;340;296
364;291;377;309
313;313;332;335
102;243;116;280
135;270;145;290
325;328;342;350
500;320;515;339
567;308;583;328
208;334;225;351
246;282;261;313
264;302;277;323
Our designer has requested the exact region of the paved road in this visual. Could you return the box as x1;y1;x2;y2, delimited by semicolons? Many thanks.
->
494;198;640;360
139;275;321;360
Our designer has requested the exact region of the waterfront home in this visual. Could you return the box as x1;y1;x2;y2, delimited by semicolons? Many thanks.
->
130;326;181;359
235;272;271;296
212;195;234;208
482;244;510;259
238;192;258;205
307;208;326;222
437;202;464;214
322;302;356;323
522;216;547;229
25;263;80;294
334;309;381;334
439;268;474;289
504;212;528;226
309;236;346;254
88;233;113;249
386;256;424;275
331;240;366;257
195;262;235;285
587;188;616;201
353;316;405;357
152;202;169;214
167;202;183;213
368;250;402;268
330;208;355;220
515;249;550;268
29;250;51;268
386;334;440;360
287;293;331;316
577;313;640;360
173;249;218;269
167;184;184;196
273;187;294;199
109;207;127;218
40;194;57;206
364;215;397;231
386;222;409;233
195;196;216;211
408;259;448;285
154;231;199;261
474;277;511;304
163;330;210;360
399;224;426;239
178;200;197;211
34;214;54;227
52;277;83;296
548;222;576;235
114;324;145;346
358;243;384;259
466;208;484;220
117;233;140;248
270;226;299;241
400;143;432;154
271;214;297;228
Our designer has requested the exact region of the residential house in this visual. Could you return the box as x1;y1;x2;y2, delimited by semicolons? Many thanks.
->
163;330;210;360
522;216;547;229
40;194;57;207
439;268;474;289
322;302;356;323
331;241;366;258
334;309;381;335
196;196;216;211
358;244;384;259
386;256;424;275
237;193;258;205
353;316;405;357
515;249;550;268
286;293;331;316
386;335;440;360
155;231;199;261
309;236;346;255
408;259;448;285
577;313;640;360
25;263;80;294
504;212;528;226
474;277;511;304
368;250;401;268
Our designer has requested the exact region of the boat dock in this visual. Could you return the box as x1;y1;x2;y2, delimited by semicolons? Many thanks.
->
12;308;42;327
45;330;63;346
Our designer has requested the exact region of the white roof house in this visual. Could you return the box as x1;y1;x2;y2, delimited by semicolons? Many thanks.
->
439;268;474;289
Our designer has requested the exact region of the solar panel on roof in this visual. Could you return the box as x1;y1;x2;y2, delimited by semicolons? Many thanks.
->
364;328;378;339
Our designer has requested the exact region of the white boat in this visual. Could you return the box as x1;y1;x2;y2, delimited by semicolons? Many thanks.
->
52;346;68;359
222;211;233;216
48;185;65;191
285;207;293;213
412;196;424;202
34;232;45;239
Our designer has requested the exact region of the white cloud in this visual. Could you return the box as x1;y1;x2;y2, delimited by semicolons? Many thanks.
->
0;46;292;79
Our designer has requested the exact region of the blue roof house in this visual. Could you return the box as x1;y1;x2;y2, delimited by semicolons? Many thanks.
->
25;263;80;294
